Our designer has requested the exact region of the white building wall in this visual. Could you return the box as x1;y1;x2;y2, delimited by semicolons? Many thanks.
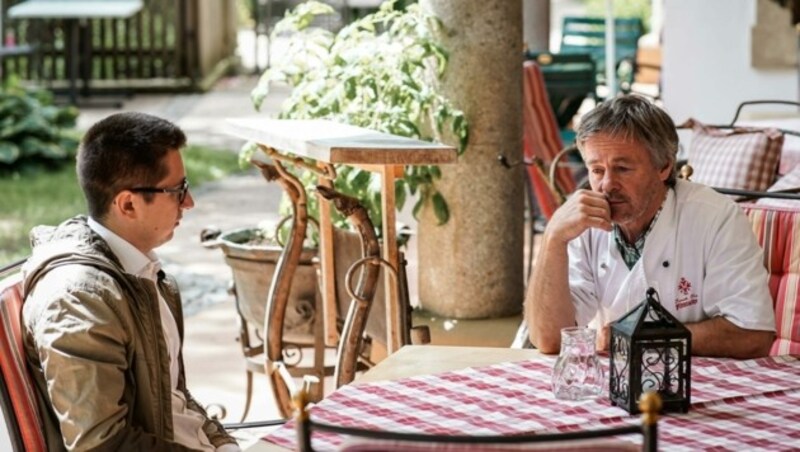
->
662;0;797;124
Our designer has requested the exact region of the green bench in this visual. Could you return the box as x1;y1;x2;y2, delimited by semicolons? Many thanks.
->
559;16;644;94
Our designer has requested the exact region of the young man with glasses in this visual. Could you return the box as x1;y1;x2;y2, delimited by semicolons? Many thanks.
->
21;112;239;451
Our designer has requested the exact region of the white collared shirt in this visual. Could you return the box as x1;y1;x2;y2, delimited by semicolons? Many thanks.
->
88;218;223;451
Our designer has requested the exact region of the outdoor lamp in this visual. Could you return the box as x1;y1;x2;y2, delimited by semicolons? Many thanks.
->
609;287;691;414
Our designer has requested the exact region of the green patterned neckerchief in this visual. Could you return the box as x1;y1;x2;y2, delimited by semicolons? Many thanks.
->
612;198;666;270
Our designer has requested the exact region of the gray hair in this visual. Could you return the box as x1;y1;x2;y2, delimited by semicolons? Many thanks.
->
576;95;679;186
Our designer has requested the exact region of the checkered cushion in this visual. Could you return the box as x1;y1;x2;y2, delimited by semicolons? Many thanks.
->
0;272;46;452
741;204;800;355
756;164;800;208
686;118;783;192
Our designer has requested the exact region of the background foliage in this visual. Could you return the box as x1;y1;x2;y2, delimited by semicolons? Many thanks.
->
0;78;80;172
1;145;244;264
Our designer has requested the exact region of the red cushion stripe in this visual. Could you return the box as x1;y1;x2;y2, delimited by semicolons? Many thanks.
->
742;205;800;356
0;275;46;451
522;61;573;219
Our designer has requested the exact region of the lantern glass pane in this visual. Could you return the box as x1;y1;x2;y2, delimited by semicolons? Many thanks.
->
610;334;631;402
640;341;683;396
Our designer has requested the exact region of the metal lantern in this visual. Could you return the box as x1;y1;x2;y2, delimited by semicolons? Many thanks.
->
609;287;691;414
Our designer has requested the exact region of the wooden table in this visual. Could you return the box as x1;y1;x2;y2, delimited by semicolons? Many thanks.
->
226;118;457;354
354;345;542;383
8;1;144;106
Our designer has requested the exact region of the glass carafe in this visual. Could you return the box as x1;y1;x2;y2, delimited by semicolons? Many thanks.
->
551;326;605;401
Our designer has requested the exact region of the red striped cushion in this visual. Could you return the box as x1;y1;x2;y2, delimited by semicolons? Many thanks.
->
522;61;576;219
0;273;46;451
741;204;800;355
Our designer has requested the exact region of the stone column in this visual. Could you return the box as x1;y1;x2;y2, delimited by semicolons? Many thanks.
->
417;0;524;318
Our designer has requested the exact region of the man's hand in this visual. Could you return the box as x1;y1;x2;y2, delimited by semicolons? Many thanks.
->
525;190;610;354
547;189;613;244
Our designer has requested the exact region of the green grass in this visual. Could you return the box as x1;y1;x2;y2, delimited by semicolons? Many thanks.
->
0;146;244;265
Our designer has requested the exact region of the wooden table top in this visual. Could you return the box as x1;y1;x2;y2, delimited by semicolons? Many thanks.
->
226;118;458;165
354;345;542;384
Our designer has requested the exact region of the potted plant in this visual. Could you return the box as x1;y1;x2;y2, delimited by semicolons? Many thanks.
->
215;0;468;337
206;0;468;397
242;0;469;232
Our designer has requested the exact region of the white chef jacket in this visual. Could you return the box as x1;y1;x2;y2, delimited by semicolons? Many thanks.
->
567;179;775;332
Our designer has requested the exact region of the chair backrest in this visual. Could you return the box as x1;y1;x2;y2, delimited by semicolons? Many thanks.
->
291;384;660;452
316;186;384;389
522;60;576;219
524;51;596;130
560;16;644;92
0;263;46;452
740;204;800;355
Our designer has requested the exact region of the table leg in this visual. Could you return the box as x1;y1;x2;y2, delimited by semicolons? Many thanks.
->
317;169;340;348
380;165;403;353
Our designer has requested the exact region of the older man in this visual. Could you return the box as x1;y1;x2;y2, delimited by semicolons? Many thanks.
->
22;112;239;451
525;95;775;359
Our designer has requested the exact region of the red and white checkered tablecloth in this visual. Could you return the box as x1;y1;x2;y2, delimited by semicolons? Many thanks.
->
263;355;800;451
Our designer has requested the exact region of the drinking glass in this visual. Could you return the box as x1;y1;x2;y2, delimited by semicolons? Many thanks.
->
551;326;605;400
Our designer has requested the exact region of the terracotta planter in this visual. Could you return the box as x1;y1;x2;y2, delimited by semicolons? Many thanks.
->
212;228;319;339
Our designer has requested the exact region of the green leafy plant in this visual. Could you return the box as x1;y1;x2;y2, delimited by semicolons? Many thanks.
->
243;0;468;235
0;78;80;171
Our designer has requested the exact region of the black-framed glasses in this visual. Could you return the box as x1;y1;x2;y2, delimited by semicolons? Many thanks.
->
129;178;190;204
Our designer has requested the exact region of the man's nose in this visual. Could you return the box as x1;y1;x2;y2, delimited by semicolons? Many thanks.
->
182;191;195;209
598;173;615;192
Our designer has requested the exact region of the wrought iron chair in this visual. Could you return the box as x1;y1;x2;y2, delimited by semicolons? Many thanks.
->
233;157;425;419
500;60;586;290
317;186;426;389
0;258;47;452
524;51;596;135
289;380;661;452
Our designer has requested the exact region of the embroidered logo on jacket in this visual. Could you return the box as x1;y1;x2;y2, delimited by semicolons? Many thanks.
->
675;277;698;310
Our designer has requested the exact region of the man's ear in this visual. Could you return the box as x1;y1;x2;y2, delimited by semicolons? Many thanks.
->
659;161;673;182
112;190;138;219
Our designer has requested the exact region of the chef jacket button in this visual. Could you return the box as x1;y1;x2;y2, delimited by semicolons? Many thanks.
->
662;260;670;268
600;263;607;269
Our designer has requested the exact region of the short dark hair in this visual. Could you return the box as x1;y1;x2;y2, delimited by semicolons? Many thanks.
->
77;112;187;219
576;95;679;186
